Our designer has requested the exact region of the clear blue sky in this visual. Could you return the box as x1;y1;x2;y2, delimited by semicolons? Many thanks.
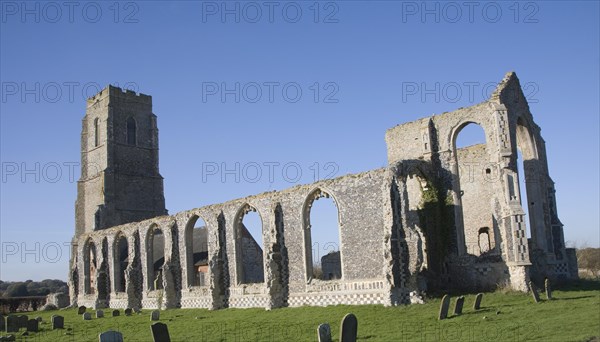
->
1;1;598;281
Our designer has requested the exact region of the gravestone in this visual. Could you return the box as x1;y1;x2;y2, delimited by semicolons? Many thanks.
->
35;317;42;323
0;314;5;332
438;295;450;320
6;316;19;333
17;315;28;329
26;319;39;332
317;323;332;342
124;308;132;316
112;310;120;317
339;313;357;342
151;310;160;321
99;330;124;342
454;296;465;315
151;322;171;342
96;310;104;318
529;281;540;303
545;279;553;300
51;315;64;329
83;312;92;320
473;293;483;310
78;306;86;315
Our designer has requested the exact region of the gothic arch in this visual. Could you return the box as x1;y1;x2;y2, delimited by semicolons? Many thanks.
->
184;214;210;287
233;203;265;285
301;187;343;281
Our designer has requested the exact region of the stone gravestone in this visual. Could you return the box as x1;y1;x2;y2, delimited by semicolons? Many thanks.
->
17;315;28;329
26;319;39;332
454;296;465;315
6;316;19;333
83;312;92;320
35;316;42;323
339;313;358;342
51;315;64;329
545;279;553;300
438;295;451;320
99;330;124;342
317;323;332;342
473;293;483;310
529;281;540;303
78;306;87;315
151;310;160;321
112;310;120;317
151;322;171;342
96;310;104;318
0;314;5;332
124;308;132;316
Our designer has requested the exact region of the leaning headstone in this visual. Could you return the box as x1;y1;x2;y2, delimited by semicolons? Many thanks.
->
6;315;19;332
545;278;553;300
17;315;28;329
51;315;64;329
454;296;465;315
83;312;92;320
339;313;358;342
96;310;104;318
124;308;132;316
151;322;171;342
99;330;124;342
529;281;540;303
78;306;86;315
317;323;332;342
112;310;120;317
26;319;39;332
151;310;160;321
1;334;15;341
438;295;450;320
473;293;483;310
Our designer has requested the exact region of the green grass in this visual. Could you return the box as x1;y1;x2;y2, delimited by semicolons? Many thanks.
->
4;280;599;341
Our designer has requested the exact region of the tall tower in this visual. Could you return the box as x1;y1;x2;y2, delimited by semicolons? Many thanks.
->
75;86;167;237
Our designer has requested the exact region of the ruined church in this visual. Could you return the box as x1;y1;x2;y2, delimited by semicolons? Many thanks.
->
69;72;578;310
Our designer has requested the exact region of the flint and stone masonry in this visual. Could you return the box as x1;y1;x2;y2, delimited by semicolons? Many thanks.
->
69;72;577;310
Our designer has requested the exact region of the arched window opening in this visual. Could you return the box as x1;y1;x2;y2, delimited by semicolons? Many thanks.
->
115;235;129;292
186;215;208;287
94;118;100;147
236;205;264;284
126;117;137;146
304;189;342;281
84;240;97;295
148;227;165;290
453;122;495;256
478;227;491;254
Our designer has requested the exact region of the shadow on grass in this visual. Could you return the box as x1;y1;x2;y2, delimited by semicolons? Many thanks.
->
556;279;600;292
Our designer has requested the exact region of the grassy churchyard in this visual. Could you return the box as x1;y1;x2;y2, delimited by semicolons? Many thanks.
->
1;280;599;341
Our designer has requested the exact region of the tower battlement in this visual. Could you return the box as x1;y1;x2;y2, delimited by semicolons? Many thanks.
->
86;85;152;108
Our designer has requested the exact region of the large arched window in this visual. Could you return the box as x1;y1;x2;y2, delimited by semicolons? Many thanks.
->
185;215;208;287
147;226;165;290
235;204;264;284
303;189;342;281
84;239;97;295
453;122;495;256
114;234;129;292
126;117;137;146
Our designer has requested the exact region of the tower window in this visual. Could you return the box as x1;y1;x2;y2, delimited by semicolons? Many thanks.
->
94;118;99;147
126;117;137;146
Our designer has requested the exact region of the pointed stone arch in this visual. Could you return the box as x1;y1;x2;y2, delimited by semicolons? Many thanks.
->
233;203;265;285
302;187;343;282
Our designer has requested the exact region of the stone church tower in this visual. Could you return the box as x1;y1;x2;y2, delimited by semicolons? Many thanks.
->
74;86;167;238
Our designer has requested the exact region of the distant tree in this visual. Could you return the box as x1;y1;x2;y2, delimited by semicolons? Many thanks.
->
4;283;28;297
577;248;600;278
